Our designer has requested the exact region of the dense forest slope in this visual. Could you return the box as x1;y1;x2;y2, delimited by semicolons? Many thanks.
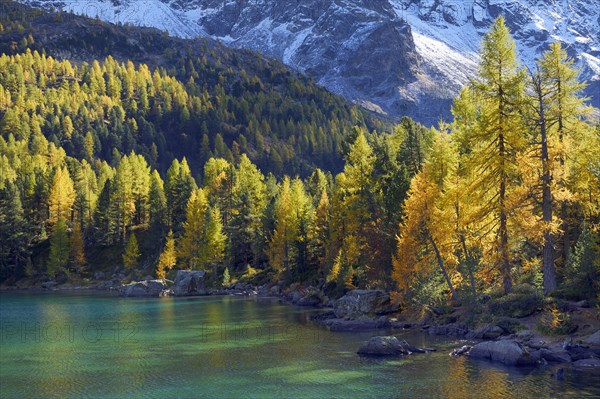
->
0;1;390;178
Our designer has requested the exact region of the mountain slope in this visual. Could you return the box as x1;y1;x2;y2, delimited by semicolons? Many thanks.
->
1;1;390;177
18;0;599;124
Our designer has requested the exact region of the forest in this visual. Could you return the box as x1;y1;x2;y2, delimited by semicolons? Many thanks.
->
1;11;599;318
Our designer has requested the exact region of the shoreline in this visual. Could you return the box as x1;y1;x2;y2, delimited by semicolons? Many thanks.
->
2;285;600;372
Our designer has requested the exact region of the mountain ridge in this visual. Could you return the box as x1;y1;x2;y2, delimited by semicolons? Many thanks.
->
16;0;600;124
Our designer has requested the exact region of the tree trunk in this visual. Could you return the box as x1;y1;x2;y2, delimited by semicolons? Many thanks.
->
530;70;558;294
428;235;460;302
498;132;512;294
460;236;477;296
537;79;557;295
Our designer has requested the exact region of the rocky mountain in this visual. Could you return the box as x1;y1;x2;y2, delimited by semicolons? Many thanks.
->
17;0;600;124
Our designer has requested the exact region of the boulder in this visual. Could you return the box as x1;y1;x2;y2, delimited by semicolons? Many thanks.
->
468;340;538;366
357;336;431;356
171;270;207;296
572;358;600;368
428;323;469;337
269;285;280;295
540;349;572;363
583;330;600;346
325;316;390;332
466;325;505;340
450;345;472;357
358;336;407;356
310;310;336;322
297;293;322;307
119;280;167;297
334;290;399;319
41;280;58;290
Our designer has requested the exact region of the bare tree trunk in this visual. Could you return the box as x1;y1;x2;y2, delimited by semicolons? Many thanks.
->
428;235;460;302
498;132;512;294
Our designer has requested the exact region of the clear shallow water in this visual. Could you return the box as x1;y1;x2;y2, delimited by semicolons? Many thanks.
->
1;292;599;399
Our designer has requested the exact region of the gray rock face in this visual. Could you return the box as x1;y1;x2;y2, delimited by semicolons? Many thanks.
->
25;0;600;124
469;340;538;366
334;290;399;319
171;270;207;297
119;280;167;297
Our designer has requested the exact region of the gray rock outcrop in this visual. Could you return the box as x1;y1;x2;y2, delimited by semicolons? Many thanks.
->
468;340;538;366
171;270;207;296
334;290;399;319
358;336;431;356
119;280;167;297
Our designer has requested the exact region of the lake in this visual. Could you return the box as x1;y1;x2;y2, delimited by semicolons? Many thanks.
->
1;292;599;398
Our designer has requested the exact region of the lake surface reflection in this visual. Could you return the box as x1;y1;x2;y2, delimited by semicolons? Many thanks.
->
1;292;599;398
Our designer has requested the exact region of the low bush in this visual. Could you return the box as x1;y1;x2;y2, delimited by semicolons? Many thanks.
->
487;284;543;318
537;305;577;336
496;317;527;334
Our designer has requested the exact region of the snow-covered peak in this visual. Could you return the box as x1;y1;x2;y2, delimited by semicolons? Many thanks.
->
18;0;600;123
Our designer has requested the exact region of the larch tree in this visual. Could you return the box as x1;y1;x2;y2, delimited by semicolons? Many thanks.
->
290;177;314;279
267;176;294;276
538;42;591;270
458;17;527;293
48;218;69;278
178;188;209;270
525;42;590;294
148;170;167;236
156;229;176;279
69;222;86;274
48;166;76;228
122;232;140;271
309;189;330;273
393;133;461;302
337;131;378;285
203;206;227;271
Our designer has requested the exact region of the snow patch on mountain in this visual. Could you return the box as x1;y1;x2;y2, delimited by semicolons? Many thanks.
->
19;0;600;123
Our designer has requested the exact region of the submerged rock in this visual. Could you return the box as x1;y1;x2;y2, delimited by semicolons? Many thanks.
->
450;345;472;357
119;280;167;297
171;270;207;296
540;348;572;363
468;340;537;366
358;336;432;356
572;358;600;368
428;323;469;337
325;316;390;332
358;336;406;356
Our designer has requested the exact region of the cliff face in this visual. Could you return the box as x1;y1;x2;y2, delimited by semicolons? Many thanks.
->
19;0;600;124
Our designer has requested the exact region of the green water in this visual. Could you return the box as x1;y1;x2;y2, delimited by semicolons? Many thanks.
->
0;292;599;398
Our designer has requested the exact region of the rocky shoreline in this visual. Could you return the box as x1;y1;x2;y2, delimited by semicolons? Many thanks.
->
3;276;599;374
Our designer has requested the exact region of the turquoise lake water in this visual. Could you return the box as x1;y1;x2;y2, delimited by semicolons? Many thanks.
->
1;292;599;398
